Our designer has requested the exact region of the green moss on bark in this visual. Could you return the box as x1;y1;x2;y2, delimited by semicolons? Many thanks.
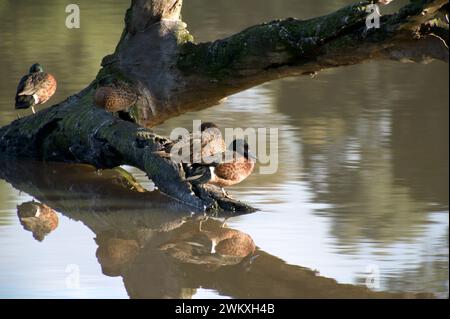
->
176;1;379;79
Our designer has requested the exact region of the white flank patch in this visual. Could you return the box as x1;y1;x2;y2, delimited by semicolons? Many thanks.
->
187;242;204;248
32;94;40;104
34;207;41;218
211;240;217;254
209;167;216;180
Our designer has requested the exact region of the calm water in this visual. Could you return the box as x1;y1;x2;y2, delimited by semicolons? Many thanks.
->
0;0;448;299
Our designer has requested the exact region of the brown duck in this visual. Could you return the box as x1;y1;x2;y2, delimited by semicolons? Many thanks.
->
167;122;227;164
94;79;138;113
15;63;57;114
95;232;140;277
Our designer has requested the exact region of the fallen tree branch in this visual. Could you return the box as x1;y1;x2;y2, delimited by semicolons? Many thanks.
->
1;167;433;298
0;90;257;213
0;160;251;219
0;0;448;212
123;0;448;126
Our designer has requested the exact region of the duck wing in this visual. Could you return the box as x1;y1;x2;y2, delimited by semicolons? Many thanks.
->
16;75;32;97
183;150;237;184
184;163;215;184
212;153;251;181
16;72;48;97
200;128;226;159
169;128;226;164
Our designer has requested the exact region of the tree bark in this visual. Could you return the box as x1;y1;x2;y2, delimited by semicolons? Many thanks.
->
0;0;448;212
0;94;256;213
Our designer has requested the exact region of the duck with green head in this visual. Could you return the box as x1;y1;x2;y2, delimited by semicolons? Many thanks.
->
15;63;57;114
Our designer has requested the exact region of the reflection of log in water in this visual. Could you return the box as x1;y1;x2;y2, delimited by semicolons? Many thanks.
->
0;160;434;299
2;159;197;215
101;219;434;299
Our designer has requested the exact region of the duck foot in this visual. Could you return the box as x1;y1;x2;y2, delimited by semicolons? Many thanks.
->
136;129;154;141
221;188;233;199
199;214;209;231
221;217;230;228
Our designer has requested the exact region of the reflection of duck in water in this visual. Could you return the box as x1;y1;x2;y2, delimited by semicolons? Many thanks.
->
95;231;140;277
17;201;59;242
159;219;256;269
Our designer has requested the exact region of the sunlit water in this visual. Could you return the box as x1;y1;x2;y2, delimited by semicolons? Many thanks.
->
0;0;448;299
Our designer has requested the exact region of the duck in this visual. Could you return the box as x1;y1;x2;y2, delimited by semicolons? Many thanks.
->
17;201;59;242
95;233;140;277
194;122;227;162
184;139;256;196
94;78;138;113
159;122;226;164
15;63;57;114
159;220;256;269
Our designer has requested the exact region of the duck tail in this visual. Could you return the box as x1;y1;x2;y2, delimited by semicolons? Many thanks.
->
183;164;214;185
15;95;35;110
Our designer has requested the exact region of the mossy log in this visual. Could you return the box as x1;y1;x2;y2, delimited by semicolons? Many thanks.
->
0;91;255;213
0;0;448;213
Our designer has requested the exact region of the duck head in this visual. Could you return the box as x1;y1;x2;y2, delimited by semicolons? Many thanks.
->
230;139;257;161
29;63;43;74
200;122;219;132
97;76;115;87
